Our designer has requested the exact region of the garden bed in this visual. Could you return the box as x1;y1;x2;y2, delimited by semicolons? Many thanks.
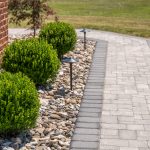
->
0;34;96;150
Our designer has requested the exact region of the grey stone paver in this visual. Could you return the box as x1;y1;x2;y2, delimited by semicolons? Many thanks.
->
71;141;98;149
80;103;102;108
79;108;102;113
74;128;99;135
70;149;96;150
72;134;99;141
78;112;99;117
76;122;100;129
119;130;137;140
77;117;100;123
83;95;103;99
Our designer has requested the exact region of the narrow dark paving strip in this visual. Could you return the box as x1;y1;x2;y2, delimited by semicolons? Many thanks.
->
147;40;150;48
70;40;108;150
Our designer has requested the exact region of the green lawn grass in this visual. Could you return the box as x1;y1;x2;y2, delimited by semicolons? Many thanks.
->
9;0;150;37
49;0;150;37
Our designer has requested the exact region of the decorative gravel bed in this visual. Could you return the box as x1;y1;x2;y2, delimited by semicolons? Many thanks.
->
0;34;96;150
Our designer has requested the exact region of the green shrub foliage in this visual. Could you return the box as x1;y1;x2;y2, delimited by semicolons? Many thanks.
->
2;38;60;84
0;72;40;134
39;22;77;59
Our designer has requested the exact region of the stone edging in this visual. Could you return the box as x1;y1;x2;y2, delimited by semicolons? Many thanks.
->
70;39;108;150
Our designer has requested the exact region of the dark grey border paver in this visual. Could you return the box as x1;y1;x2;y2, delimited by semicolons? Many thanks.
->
147;40;150;48
78;112;100;117
70;40;108;150
76;122;100;129
72;134;99;141
71;141;99;149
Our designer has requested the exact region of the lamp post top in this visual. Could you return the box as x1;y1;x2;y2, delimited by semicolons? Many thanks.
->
80;28;90;33
62;57;78;63
80;28;86;33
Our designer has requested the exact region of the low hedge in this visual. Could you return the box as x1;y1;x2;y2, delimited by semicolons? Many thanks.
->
0;72;40;134
39;22;77;59
2;38;60;84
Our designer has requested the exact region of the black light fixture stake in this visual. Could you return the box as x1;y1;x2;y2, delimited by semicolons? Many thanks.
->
83;30;86;50
62;57;78;90
80;28;87;50
70;62;73;90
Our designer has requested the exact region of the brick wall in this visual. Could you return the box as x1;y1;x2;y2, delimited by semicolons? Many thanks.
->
0;0;8;61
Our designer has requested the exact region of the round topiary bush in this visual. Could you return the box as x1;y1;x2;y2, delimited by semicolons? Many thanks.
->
39;22;77;59
2;38;60;84
0;72;40;134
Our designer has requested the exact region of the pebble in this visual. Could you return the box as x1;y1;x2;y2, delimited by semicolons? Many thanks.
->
50;114;61;120
3;147;14;150
0;34;95;150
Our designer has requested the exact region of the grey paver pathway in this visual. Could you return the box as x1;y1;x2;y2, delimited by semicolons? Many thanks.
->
9;29;150;150
72;30;150;150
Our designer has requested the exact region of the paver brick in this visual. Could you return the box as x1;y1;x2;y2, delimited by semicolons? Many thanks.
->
100;134;119;139
127;125;144;130
84;91;103;96
74;128;99;135
71;141;98;149
84;85;104;89
118;116;135;123
120;147;138;150
86;82;104;86
84;88;103;92
77;117;100;123
101;129;118;136
81;103;102;108
100;115;118;124
129;140;148;148
82;99;102;104
99;144;120;150
78;112;99;117
70;148;97;150
137;131;150;138
88;73;105;76
119;130;137;140
76;122;100;129
100;139;129;147
72;134;99;141
83;95;103;99
101;123;126;130
79;108;102;113
139;148;150;150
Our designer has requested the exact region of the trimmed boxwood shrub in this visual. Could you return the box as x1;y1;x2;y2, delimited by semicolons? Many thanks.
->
0;72;40;134
2;38;60;84
39;22;77;59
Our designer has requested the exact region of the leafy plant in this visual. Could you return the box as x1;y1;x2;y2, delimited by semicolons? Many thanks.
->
0;72;40;135
39;22;77;59
8;0;55;36
2;38;60;84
